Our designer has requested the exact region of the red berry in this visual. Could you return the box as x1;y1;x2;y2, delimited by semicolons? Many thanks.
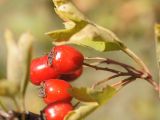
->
30;55;60;85
60;66;83;81
51;45;84;74
42;79;72;104
43;102;73;120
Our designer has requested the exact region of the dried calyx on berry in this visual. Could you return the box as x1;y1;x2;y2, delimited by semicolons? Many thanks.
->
40;79;72;104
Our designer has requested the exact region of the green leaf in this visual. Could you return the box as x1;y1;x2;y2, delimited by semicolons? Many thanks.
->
5;30;21;84
48;0;126;52
69;87;96;102
46;21;87;40
69;85;117;105
66;85;117;120
18;32;33;96
0;79;19;96
64;102;99;120
69;24;126;52
89;85;117;105
4;30;33;97
53;0;86;22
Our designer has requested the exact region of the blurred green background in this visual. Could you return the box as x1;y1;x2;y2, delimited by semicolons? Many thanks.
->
0;0;160;120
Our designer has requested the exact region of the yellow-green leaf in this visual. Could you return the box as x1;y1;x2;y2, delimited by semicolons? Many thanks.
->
53;0;86;22
69;24;126;52
89;85;117;105
46;21;87;40
18;32;33;96
4;30;33;97
5;30;21;84
64;102;99;120
48;0;126;52
67;85;117;120
0;79;19;96
69;85;117;105
69;87;96;102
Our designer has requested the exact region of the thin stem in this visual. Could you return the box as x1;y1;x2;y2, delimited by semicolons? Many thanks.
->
85;57;106;61
84;61;144;89
112;77;136;90
102;58;141;73
92;73;130;89
85;52;160;93
85;57;142;73
145;78;159;92
0;99;8;112
21;111;26;120
73;101;80;109
11;96;20;112
122;48;160;91
154;24;160;97
83;62;121;74
122;48;150;74
20;95;26;112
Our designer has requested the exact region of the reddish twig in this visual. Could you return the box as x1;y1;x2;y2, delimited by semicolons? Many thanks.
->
92;73;133;89
85;57;141;73
83;62;122;74
111;77;136;89
84;57;159;92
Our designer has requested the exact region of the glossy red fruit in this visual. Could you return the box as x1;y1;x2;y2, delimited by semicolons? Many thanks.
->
43;102;73;120
60;66;83;81
51;45;84;74
43;79;72;104
30;55;60;85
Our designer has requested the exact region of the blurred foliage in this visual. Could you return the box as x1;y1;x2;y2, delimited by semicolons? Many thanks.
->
0;0;160;120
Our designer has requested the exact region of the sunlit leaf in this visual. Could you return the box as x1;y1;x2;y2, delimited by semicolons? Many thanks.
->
53;0;86;22
46;21;87;40
89;85;117;105
69;24;126;51
66;85;116;120
69;87;96;102
69;85;117;105
48;0;126;52
64;102;99;120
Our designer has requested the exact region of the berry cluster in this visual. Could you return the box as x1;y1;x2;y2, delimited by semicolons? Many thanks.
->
30;45;84;120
